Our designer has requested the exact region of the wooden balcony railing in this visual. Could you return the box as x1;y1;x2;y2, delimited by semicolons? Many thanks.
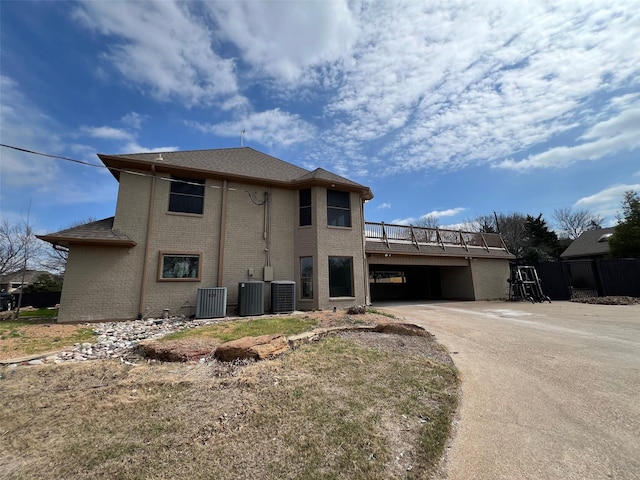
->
365;221;509;253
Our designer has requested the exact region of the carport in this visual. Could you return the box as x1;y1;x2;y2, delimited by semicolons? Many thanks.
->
365;222;514;303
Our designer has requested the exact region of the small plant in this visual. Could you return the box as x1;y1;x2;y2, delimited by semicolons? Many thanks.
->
366;307;396;319
346;305;366;315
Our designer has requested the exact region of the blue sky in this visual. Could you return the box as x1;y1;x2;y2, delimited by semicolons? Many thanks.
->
1;1;639;236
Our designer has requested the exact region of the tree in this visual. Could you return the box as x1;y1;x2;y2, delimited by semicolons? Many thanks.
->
553;207;603;240
39;217;96;274
415;215;439;229
0;217;43;276
22;273;64;293
522;213;562;263
488;212;528;257
609;190;640;258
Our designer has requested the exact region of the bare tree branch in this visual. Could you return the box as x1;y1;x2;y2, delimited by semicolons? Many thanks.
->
553;208;603;240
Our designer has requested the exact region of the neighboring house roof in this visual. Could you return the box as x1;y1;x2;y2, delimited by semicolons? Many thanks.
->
98;147;373;200
0;270;52;287
36;217;136;248
560;227;616;259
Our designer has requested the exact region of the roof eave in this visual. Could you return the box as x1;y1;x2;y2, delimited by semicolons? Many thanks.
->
36;234;137;248
100;154;374;198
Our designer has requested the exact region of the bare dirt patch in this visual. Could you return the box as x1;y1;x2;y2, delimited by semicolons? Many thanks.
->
0;322;93;361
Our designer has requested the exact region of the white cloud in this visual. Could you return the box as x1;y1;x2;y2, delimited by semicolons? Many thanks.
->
319;2;640;174
82;126;134;141
424;208;467;218
72;1;240;106
574;183;640;224
495;104;640;171
121;112;148;130
0;75;62;189
207;0;357;83
190;109;316;147
377;203;391;210
392;207;466;225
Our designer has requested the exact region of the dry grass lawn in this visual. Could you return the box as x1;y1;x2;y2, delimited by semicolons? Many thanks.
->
0;329;458;479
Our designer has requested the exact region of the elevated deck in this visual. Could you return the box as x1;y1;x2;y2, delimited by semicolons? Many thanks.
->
365;222;513;259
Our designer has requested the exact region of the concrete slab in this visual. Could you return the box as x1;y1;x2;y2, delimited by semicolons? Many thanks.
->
380;300;640;480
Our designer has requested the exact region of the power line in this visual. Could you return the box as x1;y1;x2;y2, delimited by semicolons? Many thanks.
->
0;143;268;199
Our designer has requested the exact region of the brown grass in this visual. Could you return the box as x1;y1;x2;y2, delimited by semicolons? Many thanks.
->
0;334;458;479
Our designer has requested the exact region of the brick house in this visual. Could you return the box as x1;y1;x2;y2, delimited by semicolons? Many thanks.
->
38;148;373;322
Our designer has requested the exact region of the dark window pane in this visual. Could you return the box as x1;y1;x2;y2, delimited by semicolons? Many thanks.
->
327;190;350;208
299;189;311;207
299;189;312;226
327;208;351;227
327;190;350;227
169;176;204;214
171;177;205;195
328;257;353;297
300;257;313;299
300;207;312;226
169;195;204;214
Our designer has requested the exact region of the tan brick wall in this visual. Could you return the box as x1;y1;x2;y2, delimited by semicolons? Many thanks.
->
139;174;223;317
59;171;369;321
220;183;296;314
307;188;368;310
470;258;510;300
58;172;151;322
58;245;140;322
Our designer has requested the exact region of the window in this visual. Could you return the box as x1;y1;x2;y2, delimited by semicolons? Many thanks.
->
328;256;353;297
158;253;201;281
300;257;313;299
169;176;205;214
327;190;351;227
299;189;312;226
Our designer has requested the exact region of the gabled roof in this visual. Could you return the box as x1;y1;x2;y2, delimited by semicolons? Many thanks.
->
36;217;136;248
98;147;373;199
560;227;616;259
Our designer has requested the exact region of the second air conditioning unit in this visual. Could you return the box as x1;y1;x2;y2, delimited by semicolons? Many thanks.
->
238;281;264;316
271;281;295;313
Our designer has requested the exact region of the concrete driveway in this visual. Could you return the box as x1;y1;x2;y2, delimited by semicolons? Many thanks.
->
381;300;640;480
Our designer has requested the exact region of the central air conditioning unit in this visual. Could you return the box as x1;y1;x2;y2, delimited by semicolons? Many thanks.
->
196;287;227;318
238;281;264;316
271;281;295;313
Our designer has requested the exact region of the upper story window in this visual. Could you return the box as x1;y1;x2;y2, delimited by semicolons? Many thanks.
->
299;188;312;226
327;190;351;227
169;176;205;214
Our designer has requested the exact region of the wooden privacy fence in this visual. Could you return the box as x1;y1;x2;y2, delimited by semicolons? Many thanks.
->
535;259;640;300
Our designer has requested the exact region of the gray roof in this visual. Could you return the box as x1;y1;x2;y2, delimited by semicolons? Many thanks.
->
560;227;616;259
36;217;136;248
98;147;373;199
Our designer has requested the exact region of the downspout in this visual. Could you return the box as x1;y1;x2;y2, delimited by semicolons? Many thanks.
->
138;166;156;319
217;179;228;287
361;198;370;305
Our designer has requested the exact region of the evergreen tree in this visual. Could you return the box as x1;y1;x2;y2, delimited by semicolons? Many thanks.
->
609;191;640;258
523;213;561;263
